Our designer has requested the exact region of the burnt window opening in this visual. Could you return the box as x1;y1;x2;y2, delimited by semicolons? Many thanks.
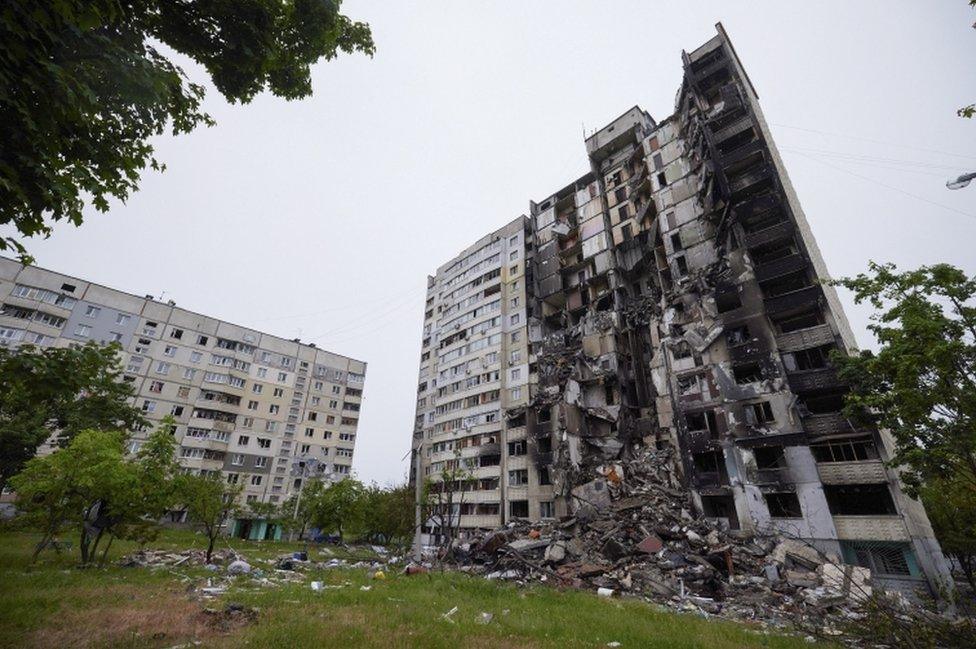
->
509;500;529;518
671;232;683;252
507;440;527;456
657;172;667;187
685;409;718;436
765;492;802;518
799;390;846;415
841;541;915;576
774;309;824;334
479;454;500;468
672;342;693;360
715;288;742;313
677;374;700;395
537;436;552;453
675;255;689;277
537;409;551;424
783;344;834;372
726;324;751;346
810;435;879;463
693;449;724;473
716;127;757;156
61;283;77;292
508;413;526;428
761;270;811;297
755;445;786;470
741;204;785;233
745;401;775;426
824;484;897;516
621;223;633;241
733;362;763;384
538;467;552;485
604;383;616;405
700;494;739;529
614;187;626;204
752;240;798;265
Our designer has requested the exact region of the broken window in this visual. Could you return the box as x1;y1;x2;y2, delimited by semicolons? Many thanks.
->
509;500;529;518
479;454;500;468
774;309;823;333
761;269;811;297
539;501;555;518
507;440;527;456
675;255;689;277
684;409;718;436
700;495;738;528
537;436;552;453
508;469;528;486
725;324;751;346
755;445;786;470
824;483;897;516
840;541;916;576
782;344;833;372
715;287;742;313
677;374;700;396
810;435;879;463
670;232;683;252
799;391;845;414
744;401;774;425
732;362;762;384
764;492;802;518
538;467;552;485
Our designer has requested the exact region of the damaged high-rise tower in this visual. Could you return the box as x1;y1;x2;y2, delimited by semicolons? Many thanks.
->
410;24;951;596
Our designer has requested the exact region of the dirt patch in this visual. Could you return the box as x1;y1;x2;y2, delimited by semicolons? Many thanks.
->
29;588;255;649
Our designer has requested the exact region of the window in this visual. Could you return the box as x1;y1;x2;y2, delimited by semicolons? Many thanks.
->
745;401;775;426
258;438;271;449
74;324;91;337
238;436;250;446
538;467;552;485
197;335;208;346
510;313;520;326
155;361;171;375
810;436;879;463
254;456;268;467
149;380;164;393
510;368;521;381
314;381;323;390
273;387;284;397
840;541;916;576
142;400;156;413
733;363;762;384
765;492;802;518
277;372;287;382
170;328;183;340
824;484;897;516
540;501;554;518
250;475;262;486
253;384;263;394
247;400;258;411
509;500;529;518
232;454;244;466
178;386;190;399
305;427;314;437
507;440;526;456
675;255;689;277
170;405;184;416
511;331;521;343
190;351;202;363
510;387;521;400
183;368;196;380
308;412;318;421
509;264;518;275
227;473;239;484
116;313;131;325
107;331;122;342
300;444;311;454
715;287;742;313
269;404;279;414
85;305;100;318
265;421;278;432
164;345;176;357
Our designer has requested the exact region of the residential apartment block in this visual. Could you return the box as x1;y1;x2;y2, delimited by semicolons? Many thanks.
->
0;258;366;514
411;24;951;595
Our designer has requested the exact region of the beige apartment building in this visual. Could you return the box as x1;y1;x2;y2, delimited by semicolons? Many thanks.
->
410;24;952;596
0;258;365;532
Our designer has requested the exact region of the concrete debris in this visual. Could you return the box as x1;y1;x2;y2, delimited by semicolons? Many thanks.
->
447;447;896;635
227;560;252;575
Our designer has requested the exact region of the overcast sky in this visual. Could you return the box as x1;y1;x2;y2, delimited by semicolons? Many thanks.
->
4;2;975;485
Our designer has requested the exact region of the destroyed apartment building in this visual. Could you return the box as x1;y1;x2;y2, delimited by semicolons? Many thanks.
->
410;23;952;596
0;259;366;539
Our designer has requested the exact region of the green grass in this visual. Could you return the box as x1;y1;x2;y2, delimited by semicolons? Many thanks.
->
0;528;823;649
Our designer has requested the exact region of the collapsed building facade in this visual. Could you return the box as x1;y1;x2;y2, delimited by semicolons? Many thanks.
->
411;24;951;595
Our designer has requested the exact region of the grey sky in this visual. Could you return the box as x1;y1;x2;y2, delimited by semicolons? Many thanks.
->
5;2;975;485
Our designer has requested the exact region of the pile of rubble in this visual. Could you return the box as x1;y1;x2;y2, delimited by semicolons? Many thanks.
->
119;548;240;568
449;448;871;635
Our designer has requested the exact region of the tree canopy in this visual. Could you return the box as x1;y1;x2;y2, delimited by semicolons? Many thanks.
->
830;262;976;495
0;0;374;259
0;341;145;493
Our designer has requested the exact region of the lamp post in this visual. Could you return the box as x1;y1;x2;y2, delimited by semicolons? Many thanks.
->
946;172;976;190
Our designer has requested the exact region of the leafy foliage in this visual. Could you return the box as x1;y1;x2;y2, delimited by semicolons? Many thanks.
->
176;472;241;562
308;478;364;542
921;478;976;592
830;262;976;495
0;0;374;258
0;342;145;493
359;483;415;548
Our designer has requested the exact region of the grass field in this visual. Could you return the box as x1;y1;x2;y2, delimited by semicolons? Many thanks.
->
0;528;824;649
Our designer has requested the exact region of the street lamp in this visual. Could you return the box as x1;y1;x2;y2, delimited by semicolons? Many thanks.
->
946;172;976;190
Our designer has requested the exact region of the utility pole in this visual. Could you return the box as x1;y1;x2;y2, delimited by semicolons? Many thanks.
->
412;445;423;563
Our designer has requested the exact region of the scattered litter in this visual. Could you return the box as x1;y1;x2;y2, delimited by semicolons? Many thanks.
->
476;612;493;625
441;606;459;624
227;560;251;575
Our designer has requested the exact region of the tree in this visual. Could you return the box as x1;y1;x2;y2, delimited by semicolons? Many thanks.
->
424;452;474;552
178;473;241;563
0;1;374;259
0;341;146;493
281;479;325;541
359;483;415;548
10;429;133;563
921;478;976;592
829;262;976;495
309;478;363;542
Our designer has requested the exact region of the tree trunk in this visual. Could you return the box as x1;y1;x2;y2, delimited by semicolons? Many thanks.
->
99;535;115;566
206;527;216;563
79;527;90;565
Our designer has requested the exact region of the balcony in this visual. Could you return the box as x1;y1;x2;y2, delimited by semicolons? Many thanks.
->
801;412;856;436
693;471;729;489
744;220;794;250
745;466;792;485
729;164;775;199
817;460;886;485
734;192;780;220
755;253;809;284
833;516;909;542
728;338;768;364
775;324;835;353
710;115;752;146
764;285;822;316
787;366;845;393
212;420;236;433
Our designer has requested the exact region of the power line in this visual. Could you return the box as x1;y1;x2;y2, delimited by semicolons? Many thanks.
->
778;146;964;172
787;149;976;221
770;123;976;163
778;148;953;178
